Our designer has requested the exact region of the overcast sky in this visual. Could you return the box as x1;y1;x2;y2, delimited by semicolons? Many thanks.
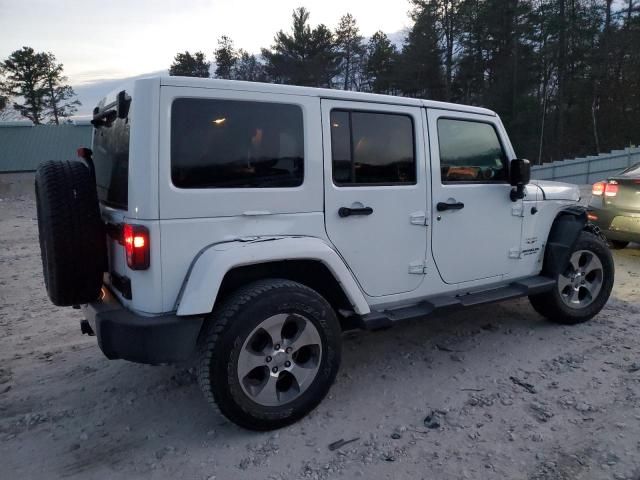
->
1;0;412;86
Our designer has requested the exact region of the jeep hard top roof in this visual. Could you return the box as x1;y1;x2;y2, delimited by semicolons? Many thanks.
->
153;76;496;117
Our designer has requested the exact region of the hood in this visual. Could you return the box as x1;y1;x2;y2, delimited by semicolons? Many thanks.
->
530;180;581;201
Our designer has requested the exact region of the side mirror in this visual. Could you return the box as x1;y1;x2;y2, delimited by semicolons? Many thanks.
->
509;158;531;201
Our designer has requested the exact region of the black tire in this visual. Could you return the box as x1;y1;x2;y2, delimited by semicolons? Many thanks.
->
197;279;342;430
609;240;629;250
529;231;614;324
35;160;106;306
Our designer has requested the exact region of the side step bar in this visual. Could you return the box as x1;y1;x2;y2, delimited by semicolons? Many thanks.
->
358;276;555;330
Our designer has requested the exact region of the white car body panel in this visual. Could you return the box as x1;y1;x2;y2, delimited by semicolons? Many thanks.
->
159;76;496;116
531;180;581;201
157;86;323;220
159;212;328;313
91;76;582;319
176;236;370;316
95;78;164;313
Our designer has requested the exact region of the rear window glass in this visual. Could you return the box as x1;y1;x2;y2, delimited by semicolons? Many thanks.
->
93;113;130;209
621;162;640;177
171;98;304;188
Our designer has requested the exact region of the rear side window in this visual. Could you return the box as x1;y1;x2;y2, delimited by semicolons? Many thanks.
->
93;114;130;209
171;98;304;188
330;110;416;185
437;119;508;183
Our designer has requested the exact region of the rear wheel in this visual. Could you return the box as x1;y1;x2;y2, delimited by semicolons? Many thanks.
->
197;279;341;430
609;240;629;250
529;231;614;324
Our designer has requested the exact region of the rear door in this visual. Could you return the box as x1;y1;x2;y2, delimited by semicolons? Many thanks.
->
321;100;428;297
427;109;523;284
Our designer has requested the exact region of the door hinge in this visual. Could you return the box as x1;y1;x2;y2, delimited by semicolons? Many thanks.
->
410;211;429;226
508;247;521;259
511;203;524;217
409;261;428;274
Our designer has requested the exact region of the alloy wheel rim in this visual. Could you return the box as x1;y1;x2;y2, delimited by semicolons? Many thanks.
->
237;313;322;407
557;249;604;309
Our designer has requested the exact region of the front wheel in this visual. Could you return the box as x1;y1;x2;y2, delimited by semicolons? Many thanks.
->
197;279;342;430
529;231;614;324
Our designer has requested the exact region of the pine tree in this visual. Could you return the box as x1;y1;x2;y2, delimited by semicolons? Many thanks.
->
1;47;49;124
335;13;365;90
214;36;237;79
364;31;398;93
262;7;339;87
309;24;340;87
398;1;445;99
169;51;210;77
42;53;80;124
233;50;266;82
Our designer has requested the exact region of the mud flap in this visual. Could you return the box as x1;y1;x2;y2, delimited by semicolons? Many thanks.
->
542;207;588;278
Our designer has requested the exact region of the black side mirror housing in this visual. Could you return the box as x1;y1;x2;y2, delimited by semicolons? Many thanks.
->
509;158;531;201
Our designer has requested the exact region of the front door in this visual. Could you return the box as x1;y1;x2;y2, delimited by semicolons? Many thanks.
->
322;100;428;297
427;109;523;284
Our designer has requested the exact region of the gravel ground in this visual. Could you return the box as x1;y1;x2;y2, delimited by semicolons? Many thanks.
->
1;195;640;480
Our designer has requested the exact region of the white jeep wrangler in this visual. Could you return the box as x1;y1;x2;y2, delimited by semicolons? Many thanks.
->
35;76;614;430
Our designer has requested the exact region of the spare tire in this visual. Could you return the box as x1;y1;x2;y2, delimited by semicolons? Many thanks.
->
35;160;106;306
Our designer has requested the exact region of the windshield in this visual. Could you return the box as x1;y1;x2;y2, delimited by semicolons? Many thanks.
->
92;101;130;209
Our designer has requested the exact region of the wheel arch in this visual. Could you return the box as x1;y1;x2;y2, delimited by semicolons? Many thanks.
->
175;236;370;318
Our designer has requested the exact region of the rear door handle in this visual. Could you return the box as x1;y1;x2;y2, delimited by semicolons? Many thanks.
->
338;206;373;217
437;201;465;212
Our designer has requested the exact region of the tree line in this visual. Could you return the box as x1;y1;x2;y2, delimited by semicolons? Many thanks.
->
0;47;80;124
170;2;640;163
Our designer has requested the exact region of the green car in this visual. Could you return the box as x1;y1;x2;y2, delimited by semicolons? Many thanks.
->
588;162;640;249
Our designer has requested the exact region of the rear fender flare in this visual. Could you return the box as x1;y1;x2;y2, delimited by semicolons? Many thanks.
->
175;236;370;316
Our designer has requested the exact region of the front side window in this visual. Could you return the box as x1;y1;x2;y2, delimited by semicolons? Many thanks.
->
437;118;508;183
171;98;304;188
331;110;416;185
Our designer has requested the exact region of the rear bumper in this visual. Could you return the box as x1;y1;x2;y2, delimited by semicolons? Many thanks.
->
83;288;203;364
588;206;640;243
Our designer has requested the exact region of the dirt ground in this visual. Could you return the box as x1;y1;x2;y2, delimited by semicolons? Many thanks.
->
1;194;640;480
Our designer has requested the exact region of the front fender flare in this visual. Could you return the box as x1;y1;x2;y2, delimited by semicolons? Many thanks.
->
542;206;588;277
175;236;370;316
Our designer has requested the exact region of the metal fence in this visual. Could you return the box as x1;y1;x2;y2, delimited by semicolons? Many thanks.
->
531;147;640;185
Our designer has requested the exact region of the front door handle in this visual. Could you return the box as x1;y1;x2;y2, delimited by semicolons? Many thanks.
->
437;201;465;212
338;206;373;217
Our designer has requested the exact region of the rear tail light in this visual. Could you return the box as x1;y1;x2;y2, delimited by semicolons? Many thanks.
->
77;147;92;160
592;182;605;196
604;181;618;197
587;212;598;221
123;224;150;270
